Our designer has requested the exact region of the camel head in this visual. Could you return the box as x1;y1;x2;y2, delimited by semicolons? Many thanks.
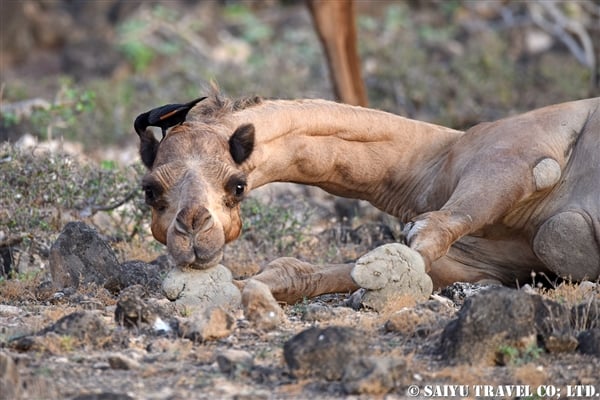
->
135;96;259;269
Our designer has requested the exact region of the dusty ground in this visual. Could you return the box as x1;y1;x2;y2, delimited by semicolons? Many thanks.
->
1;1;599;399
1;261;599;399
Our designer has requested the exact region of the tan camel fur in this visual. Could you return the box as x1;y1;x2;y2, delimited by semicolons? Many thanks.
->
307;0;368;106
137;95;600;303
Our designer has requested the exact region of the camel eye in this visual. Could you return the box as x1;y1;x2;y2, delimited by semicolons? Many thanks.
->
144;188;155;202
142;182;163;205
235;183;245;197
224;176;247;207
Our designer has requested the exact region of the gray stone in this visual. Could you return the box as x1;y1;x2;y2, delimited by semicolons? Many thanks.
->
177;307;235;342
440;281;500;306
49;221;119;290
440;286;570;365
342;356;406;395
104;260;166;295
301;303;353;322
544;334;578;353
114;285;161;328
38;310;109;343
107;354;141;370
385;306;437;336
351;243;432;311
72;393;134;400
283;326;368;380
162;264;241;312
241;279;285;331
216;349;254;375
577;328;600;356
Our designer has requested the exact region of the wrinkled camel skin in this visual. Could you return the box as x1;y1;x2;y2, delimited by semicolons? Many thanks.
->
137;95;600;303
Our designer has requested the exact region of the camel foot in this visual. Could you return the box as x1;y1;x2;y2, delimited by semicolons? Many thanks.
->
241;279;286;331
162;264;241;312
351;243;433;311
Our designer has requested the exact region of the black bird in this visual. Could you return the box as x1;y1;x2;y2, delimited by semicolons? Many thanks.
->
134;96;207;139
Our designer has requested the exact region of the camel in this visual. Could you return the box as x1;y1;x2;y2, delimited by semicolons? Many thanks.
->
307;0;367;107
136;94;600;304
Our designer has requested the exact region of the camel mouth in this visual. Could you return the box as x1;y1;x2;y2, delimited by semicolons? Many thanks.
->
178;248;224;270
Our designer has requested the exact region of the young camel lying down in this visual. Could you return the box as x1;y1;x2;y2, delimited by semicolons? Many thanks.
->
135;95;600;304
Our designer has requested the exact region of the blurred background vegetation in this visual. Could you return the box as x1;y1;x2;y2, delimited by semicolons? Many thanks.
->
0;0;598;278
1;0;597;149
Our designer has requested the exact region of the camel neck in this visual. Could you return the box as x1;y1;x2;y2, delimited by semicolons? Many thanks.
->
231;99;463;217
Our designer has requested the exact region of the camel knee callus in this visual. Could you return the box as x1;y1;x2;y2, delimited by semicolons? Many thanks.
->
136;92;600;300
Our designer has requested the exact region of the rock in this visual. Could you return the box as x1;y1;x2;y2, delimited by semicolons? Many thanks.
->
107;354;141;370
283;326;368;380
440;287;570;365
72;393;134;400
577;328;600;356
150;254;176;272
49;222;119;290
301;303;353;322
9;336;37;352
11;311;110;351
216;349;254;375
345;288;367;310
115;285;161;328
104;260;166;295
35;280;55;301
301;304;333;322
351;244;432;311
241;279;285;331
544;334;578;353
440;282;500;306
38;311;109;343
0;352;20;400
342;356;406;395
162;264;241;312
385;306;437;336
386;300;455;338
177;307;235;342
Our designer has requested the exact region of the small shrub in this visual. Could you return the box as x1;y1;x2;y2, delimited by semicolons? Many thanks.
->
497;343;544;366
240;197;312;254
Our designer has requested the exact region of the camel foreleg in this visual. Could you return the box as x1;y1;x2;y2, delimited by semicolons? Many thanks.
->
404;155;548;286
237;257;359;304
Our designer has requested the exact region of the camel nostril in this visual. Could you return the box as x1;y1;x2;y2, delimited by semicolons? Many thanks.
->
175;216;189;235
193;209;214;233
198;216;214;233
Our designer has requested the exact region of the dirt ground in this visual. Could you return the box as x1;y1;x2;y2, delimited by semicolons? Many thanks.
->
1;272;599;399
1;1;599;399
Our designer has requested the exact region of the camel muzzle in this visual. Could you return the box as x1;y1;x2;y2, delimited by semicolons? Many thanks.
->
167;206;226;270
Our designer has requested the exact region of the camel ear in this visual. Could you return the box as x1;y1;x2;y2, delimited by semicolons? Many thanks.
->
138;128;160;169
229;123;255;164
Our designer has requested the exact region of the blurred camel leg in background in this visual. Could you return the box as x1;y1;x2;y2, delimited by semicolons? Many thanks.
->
307;0;368;107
